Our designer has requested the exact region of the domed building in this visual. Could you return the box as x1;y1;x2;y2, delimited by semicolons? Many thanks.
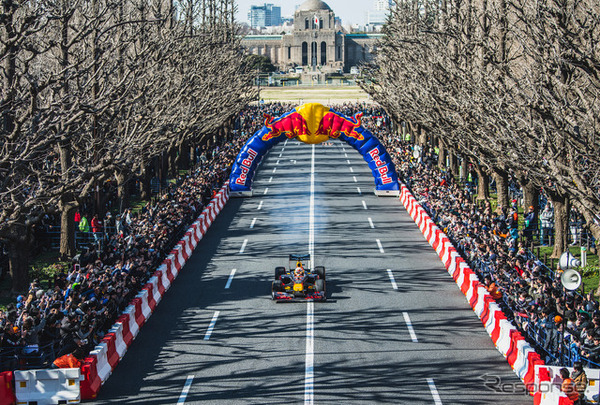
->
241;0;382;74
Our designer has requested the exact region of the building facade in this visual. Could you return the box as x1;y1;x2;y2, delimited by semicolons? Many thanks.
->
248;3;282;29
242;0;381;73
368;0;392;27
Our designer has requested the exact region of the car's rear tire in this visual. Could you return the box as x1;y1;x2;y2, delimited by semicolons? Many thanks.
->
272;280;283;299
316;279;325;294
275;266;286;279
314;266;326;280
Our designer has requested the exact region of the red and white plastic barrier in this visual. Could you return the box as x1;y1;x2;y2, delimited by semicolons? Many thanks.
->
77;183;230;400
399;183;545;392
0;371;16;404
533;364;600;404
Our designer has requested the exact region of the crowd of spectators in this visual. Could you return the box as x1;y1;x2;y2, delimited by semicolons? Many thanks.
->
0;106;287;371
353;108;600;368
0;101;597;374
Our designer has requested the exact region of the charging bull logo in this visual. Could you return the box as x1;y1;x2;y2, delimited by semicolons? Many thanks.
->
262;112;309;141
261;103;364;144
317;111;364;141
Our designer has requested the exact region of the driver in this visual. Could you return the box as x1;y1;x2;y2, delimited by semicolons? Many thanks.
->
294;261;305;278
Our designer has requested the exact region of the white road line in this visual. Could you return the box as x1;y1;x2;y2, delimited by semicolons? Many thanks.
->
250;218;257;229
305;144;316;405
376;239;385;253
403;312;419;343
282;146;286;150
368;218;374;228
309;144;315;260
204;311;220;340
362;200;368;209
177;375;194;404
239;239;248;254
272;167;277;173
357;187;362;195
427;378;442;405
349;167;354;173
278;153;282;158
224;269;237;289
257;201;263;210
264;187;269;195
353;176;357;183
342;147;346;152
269;176;273;183
347;159;351;164
276;160;280;164
386;269;398;290
305;301;315;404
344;153;348;157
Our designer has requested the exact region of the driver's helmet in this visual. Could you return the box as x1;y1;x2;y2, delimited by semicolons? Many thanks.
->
294;265;304;277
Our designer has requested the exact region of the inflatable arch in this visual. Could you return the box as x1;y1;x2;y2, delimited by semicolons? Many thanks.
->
229;103;400;197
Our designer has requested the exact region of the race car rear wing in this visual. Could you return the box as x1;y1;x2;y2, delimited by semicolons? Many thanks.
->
289;254;311;270
289;254;310;262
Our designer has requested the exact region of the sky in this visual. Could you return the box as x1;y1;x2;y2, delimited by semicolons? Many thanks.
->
235;0;372;26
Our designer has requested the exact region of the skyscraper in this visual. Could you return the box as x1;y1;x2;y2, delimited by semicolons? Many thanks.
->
248;3;282;29
368;0;392;27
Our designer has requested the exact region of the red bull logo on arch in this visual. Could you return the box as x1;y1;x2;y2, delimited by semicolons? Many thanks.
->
230;103;399;194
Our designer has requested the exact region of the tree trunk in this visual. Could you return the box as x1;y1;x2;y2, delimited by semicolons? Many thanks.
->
523;181;539;211
549;192;569;259
179;140;190;170
169;147;178;178
493;167;509;211
417;125;427;146
140;164;152;201
7;226;30;293
160;151;169;187
59;197;77;259
472;161;489;201
115;170;129;213
449;151;459;177
437;138;447;170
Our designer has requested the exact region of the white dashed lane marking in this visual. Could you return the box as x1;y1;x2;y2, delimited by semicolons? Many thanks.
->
225;269;236;289
387;269;398;290
376;239;384;253
264;188;269;195
250;218;257;229
257;201;263;210
268;177;273;183
357;187;362;195
204;311;220;340
368;218;374;228
403;312;419;343
427;378;442;404
239;239;248;254
349;167;354;173
362;200;368;209
272;167;277;173
347;159;351;164
353;176;357;183
177;375;194;404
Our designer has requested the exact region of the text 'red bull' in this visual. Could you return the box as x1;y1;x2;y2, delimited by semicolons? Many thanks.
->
317;112;364;140
235;148;258;185
368;147;393;185
262;112;309;141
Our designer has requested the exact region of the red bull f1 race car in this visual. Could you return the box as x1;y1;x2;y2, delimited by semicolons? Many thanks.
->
271;254;326;302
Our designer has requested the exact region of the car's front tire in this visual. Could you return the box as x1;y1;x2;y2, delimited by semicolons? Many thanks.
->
275;266;286;279
314;266;326;281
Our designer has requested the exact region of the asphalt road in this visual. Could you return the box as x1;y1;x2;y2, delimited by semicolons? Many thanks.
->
91;139;531;405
